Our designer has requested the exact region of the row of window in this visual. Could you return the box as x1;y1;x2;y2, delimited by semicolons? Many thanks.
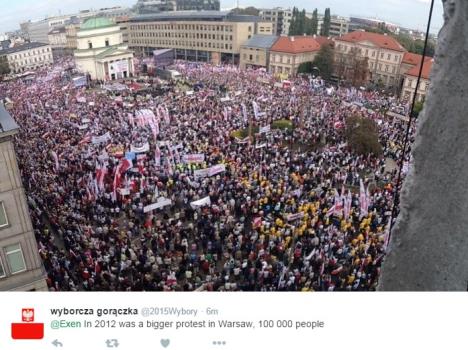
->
243;53;260;62
405;78;429;91
130;32;233;41
8;47;50;60
11;55;52;67
0;202;27;278
336;44;401;63
131;39;233;50
130;24;234;32
270;65;291;74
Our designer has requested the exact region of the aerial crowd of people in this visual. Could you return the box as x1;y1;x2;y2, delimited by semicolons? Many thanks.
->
0;59;414;291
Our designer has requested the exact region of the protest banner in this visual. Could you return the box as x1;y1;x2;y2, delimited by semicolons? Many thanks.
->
130;142;150;153
190;196;211;209
143;198;172;213
92;132;111;145
182;154;205;164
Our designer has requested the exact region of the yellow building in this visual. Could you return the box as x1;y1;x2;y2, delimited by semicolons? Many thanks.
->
127;11;273;64
334;31;406;88
269;36;321;77
401;58;433;102
74;17;134;81
240;34;278;69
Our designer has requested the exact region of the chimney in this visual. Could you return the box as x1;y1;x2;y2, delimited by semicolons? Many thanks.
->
291;36;295;41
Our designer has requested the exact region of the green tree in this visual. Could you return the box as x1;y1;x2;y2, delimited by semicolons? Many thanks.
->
0;56;10;76
310;9;319;35
321;8;331;36
345;115;383;156
297;62;312;74
412;99;425;118
298;9;307;35
311;43;334;79
289;7;298;35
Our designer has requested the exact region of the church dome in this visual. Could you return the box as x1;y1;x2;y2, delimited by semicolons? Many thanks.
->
80;17;115;31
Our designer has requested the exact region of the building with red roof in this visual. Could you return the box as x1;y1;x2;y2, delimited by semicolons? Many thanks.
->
401;58;434;102
269;35;321;77
334;30;407;88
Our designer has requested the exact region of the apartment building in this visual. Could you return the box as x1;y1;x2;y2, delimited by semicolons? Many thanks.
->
269;35;321;77
334;31;406;88
135;0;220;14
48;27;67;51
329;16;350;37
240;34;278;69
0;105;47;291
0;42;53;74
401;57;433;102
259;8;292;36
128;11;273;65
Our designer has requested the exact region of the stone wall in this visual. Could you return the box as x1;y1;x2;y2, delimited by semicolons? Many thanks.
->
379;0;468;291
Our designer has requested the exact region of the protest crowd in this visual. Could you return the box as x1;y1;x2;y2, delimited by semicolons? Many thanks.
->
0;59;414;291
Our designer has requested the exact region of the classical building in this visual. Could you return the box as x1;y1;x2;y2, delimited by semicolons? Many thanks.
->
259;8;293;36
0;42;53;74
240;34;278;69
334;31;406;88
128;11;273;65
0;105;47;291
74;17;134;80
400;58;433;102
269;36;321;77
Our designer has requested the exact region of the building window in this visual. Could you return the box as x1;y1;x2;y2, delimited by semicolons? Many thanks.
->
5;243;27;274
88;41;93;49
0;257;5;278
105;39;110;47
387;53;391;60
0;202;8;228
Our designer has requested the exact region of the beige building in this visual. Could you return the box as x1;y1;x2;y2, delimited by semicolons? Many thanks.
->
259;8;293;36
65;23;80;50
0;42;53;74
128;11;273;65
0;105;47;291
334;31;406;88
48;26;67;51
240;34;278;69
269;36;321;77
401;58;433;102
74;17;134;80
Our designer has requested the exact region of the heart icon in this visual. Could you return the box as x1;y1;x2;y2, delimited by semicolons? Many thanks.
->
161;339;170;348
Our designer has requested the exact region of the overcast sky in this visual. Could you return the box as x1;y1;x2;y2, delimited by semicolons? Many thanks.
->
0;0;443;35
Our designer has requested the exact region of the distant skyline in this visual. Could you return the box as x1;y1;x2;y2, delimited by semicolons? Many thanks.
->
0;0;443;35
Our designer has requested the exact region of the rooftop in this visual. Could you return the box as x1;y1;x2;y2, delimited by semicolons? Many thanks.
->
80;17;116;31
406;59;434;80
0;42;49;55
336;31;406;52
242;35;279;49
271;36;321;54
129;11;263;23
402;52;432;66
0;104;19;138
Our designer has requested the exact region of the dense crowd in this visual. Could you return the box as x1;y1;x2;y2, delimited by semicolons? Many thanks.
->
0;60;414;291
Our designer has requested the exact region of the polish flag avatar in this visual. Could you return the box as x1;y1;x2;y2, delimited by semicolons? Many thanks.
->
11;308;44;340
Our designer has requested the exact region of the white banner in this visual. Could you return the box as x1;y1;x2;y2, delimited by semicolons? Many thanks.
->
208;164;226;177
143;198;172;213
92;132;111;145
130;142;150;153
190;196;211;209
183;154;205;164
194;168;210;180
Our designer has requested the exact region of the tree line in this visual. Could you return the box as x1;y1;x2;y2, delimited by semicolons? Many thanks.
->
289;7;331;37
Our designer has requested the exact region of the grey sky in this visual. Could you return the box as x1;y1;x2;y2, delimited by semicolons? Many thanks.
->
1;0;444;35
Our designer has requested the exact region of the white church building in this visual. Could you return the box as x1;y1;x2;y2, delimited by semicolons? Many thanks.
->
74;17;134;80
